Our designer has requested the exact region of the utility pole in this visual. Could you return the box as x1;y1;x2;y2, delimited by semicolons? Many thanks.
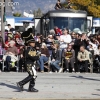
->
1;0;5;42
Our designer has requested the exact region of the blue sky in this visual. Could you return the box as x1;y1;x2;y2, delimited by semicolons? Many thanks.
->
13;0;65;13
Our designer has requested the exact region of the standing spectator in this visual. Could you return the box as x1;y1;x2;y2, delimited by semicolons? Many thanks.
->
7;24;15;34
71;32;76;40
60;28;72;49
75;33;81;39
55;0;62;10
66;0;72;9
74;33;88;57
75;33;88;50
0;37;5;71
37;43;50;73
74;33;89;72
54;26;62;36
71;32;77;46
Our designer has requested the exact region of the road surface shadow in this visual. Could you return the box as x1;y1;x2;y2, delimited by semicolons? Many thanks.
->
0;83;26;92
71;76;100;82
0;82;20;91
96;89;100;91
92;94;100;96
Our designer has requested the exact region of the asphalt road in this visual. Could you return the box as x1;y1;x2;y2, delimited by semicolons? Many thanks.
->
0;72;100;100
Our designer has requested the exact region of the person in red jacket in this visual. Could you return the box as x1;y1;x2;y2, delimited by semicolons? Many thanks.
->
54;26;62;36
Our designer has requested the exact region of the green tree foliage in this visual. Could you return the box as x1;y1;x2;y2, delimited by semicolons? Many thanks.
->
94;0;100;5
62;0;100;17
13;12;21;17
33;8;43;17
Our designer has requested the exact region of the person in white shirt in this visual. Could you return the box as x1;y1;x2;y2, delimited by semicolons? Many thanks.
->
94;45;100;56
60;28;72;49
93;45;100;69
89;41;97;51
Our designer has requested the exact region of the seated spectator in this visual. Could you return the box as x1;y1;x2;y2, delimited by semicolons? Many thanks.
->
62;44;75;72
90;37;99;47
54;34;60;41
55;0;62;10
5;36;13;50
88;44;94;56
88;40;97;51
37;43;50;72
8;32;13;38
46;34;54;43
35;34;42;51
93;45;100;66
14;31;21;39
45;34;54;55
77;46;90;72
49;29;55;36
15;37;24;47
94;45;100;57
3;40;18;71
50;43;62;73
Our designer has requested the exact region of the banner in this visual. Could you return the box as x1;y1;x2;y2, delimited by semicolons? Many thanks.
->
93;18;100;27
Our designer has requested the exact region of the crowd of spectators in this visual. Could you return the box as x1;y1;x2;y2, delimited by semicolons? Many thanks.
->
0;24;100;73
34;27;100;73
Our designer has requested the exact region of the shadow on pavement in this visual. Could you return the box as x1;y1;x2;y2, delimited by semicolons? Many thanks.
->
0;83;20;92
70;76;100;82
96;89;100;91
92;94;100;96
0;83;28;92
